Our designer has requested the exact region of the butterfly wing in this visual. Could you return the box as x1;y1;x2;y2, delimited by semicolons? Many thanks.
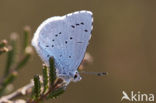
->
32;10;93;80
64;11;93;73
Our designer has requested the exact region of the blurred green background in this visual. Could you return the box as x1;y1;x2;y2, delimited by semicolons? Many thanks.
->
0;0;156;103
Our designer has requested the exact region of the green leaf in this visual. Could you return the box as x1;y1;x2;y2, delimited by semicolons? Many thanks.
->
0;72;17;96
4;33;17;77
49;57;56;86
33;74;41;99
42;64;49;94
14;53;31;71
23;26;31;52
48;87;65;99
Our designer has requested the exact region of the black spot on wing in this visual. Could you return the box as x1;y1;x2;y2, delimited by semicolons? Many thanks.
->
76;42;83;43
76;23;80;26
81;22;84;25
84;29;88;32
70;37;73;40
71;25;75;28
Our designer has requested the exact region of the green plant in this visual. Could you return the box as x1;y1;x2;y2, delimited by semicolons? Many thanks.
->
0;26;32;97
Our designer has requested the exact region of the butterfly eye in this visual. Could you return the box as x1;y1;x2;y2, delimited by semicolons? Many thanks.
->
74;74;78;79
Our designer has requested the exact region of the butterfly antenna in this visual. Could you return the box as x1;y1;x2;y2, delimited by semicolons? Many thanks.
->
80;71;108;76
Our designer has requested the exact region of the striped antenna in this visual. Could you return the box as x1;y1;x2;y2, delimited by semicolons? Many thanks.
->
80;71;108;76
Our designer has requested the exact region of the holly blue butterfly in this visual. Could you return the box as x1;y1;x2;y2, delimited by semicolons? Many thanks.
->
32;10;93;84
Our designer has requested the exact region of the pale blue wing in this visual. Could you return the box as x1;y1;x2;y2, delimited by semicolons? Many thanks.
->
32;10;93;80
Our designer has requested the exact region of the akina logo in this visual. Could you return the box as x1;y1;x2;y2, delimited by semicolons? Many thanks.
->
121;91;155;102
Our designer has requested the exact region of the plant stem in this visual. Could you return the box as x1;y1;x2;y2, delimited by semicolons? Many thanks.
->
0;80;33;103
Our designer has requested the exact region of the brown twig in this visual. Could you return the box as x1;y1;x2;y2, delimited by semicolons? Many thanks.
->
0;80;33;103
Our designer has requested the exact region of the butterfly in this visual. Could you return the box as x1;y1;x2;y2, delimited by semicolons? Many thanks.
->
32;10;93;84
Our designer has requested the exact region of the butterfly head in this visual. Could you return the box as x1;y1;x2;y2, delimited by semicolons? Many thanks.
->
58;71;81;85
72;71;82;82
